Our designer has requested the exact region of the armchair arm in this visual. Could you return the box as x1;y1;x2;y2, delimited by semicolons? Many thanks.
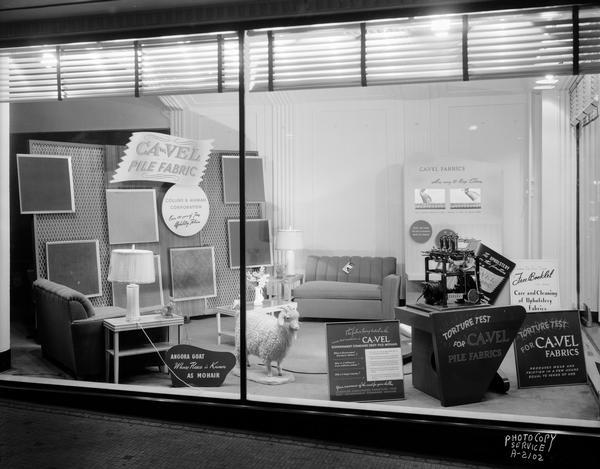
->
382;274;401;320
71;307;169;380
71;316;109;379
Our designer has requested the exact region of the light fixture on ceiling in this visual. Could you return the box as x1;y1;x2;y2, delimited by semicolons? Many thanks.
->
40;52;56;68
536;74;559;85
431;18;451;38
534;74;558;90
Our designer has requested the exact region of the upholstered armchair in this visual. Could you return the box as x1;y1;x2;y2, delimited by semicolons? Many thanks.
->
33;278;164;380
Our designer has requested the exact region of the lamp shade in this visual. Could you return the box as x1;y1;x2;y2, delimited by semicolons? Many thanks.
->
275;229;303;251
107;249;155;284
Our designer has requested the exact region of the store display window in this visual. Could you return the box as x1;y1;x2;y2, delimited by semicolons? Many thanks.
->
1;3;600;463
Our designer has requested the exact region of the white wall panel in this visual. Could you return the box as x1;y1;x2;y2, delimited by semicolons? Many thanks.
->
166;84;577;306
541;91;577;309
294;102;396;261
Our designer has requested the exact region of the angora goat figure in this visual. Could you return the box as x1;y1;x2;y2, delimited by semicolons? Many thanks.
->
235;304;300;377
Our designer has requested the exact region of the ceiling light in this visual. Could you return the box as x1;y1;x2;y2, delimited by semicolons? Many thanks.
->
534;85;555;90
431;19;451;33
541;11;559;20
468;124;478;131
535;75;558;85
40;52;56;68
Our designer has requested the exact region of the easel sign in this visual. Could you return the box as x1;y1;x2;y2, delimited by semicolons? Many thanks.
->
509;259;560;312
514;310;587;388
326;321;404;402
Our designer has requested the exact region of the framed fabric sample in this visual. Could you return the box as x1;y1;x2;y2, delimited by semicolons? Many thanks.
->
106;189;159;245
170;246;217;301
227;219;273;269
112;255;164;311
46;240;102;297
17;154;75;214
222;156;266;204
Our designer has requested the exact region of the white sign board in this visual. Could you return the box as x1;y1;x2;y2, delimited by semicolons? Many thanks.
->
509;259;561;312
162;184;210;237
111;132;213;185
403;159;504;280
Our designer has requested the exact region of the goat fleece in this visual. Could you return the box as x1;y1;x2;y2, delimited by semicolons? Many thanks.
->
235;305;300;377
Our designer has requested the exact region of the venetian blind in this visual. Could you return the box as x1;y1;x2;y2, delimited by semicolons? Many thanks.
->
2;7;600;102
0;31;237;102
579;7;600;74
365;15;463;85
467;8;574;79
1;47;59;102
139;33;239;95
249;23;362;92
60;41;136;99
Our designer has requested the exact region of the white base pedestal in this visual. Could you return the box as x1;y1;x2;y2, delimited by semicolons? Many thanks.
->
232;366;295;385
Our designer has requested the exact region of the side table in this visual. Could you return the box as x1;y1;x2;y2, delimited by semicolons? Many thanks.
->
214;299;295;345
268;274;303;301
103;313;184;384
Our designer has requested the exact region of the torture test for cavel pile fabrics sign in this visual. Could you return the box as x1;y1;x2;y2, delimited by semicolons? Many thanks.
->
111;132;213;185
326;321;404;402
514;310;586;388
430;306;525;406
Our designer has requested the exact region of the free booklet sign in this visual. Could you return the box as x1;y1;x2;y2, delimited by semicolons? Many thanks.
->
509;259;560;312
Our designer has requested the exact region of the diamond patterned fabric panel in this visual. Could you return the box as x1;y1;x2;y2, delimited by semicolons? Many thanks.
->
30;140;110;307
204;151;261;310
29;141;261;312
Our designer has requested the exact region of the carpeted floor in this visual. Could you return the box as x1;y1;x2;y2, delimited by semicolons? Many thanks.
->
4;315;600;422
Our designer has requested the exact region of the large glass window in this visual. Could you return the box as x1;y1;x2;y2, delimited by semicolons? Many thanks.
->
1;5;600;443
239;73;599;425
3;34;242;400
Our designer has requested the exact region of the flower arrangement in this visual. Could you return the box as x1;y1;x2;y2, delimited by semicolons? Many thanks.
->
247;266;270;305
246;266;269;288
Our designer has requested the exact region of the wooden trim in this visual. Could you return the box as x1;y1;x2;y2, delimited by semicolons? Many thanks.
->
360;22;367;87
0;349;9;372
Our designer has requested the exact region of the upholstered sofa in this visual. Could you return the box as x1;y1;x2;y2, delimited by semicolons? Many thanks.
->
291;256;401;320
33;278;164;380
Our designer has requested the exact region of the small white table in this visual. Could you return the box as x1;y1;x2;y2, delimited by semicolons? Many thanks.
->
267;274;304;300
214;299;295;345
103;313;184;384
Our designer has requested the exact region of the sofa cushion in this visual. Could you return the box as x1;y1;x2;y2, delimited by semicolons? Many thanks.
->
293;280;382;301
304;256;396;285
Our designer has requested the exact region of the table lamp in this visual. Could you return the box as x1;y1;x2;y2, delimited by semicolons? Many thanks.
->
107;247;155;321
275;228;303;276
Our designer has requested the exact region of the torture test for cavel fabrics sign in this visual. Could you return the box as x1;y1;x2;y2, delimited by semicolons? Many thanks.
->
326;321;404;402
514;310;586;388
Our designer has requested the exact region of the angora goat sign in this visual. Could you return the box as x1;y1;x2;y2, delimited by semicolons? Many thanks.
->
166;345;235;387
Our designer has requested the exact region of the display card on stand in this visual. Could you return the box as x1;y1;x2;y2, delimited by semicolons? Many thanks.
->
514;310;586;388
509;259;560;312
476;243;515;305
326;321;404;402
